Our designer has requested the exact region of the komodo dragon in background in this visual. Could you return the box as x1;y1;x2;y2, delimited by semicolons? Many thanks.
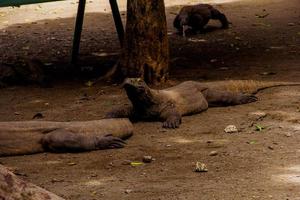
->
174;4;229;35
106;78;300;128
0;118;133;156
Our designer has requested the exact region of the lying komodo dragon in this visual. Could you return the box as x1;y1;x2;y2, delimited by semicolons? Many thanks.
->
106;78;300;128
0;118;133;157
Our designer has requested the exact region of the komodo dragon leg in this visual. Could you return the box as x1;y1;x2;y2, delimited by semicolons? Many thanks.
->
160;103;182;129
41;129;125;152
210;8;229;28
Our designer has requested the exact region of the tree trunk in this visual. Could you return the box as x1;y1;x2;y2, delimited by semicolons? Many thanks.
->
0;164;64;199
118;0;169;84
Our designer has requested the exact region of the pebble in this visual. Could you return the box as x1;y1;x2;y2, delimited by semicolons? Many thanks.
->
285;133;292;137
142;156;153;163
209;151;218;156
124;189;132;194
194;162;208;172
67;162;77;166
224;125;238;133
122;160;132;165
268;146;274;150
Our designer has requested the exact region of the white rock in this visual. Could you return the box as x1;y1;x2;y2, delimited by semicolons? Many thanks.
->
224;125;238;133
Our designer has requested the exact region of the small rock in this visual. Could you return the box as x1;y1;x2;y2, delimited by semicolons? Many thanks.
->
285;133;292;137
51;178;64;183
142;156;153;163
124;189;132;194
224;125;238;133
195;162;208;172
209;151;218;156
210;59;218;63
166;144;172;147
122;160;132;165
288;22;295;26
67;162;77;166
268;146;274;150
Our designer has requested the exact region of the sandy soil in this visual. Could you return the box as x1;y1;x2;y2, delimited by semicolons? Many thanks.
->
0;0;300;199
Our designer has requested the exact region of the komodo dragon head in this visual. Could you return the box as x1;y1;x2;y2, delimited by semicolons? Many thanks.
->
122;78;156;108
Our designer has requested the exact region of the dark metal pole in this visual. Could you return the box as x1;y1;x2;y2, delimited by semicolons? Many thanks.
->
71;0;86;64
109;0;124;46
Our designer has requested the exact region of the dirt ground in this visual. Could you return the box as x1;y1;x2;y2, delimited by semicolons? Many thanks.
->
0;0;300;199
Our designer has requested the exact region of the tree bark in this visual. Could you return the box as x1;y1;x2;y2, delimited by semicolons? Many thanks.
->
0;164;64;200
118;0;169;84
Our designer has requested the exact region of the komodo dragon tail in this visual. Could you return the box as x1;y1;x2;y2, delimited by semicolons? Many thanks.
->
202;80;300;94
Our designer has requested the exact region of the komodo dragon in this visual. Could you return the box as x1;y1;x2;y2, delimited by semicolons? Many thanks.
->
0;118;133;156
174;4;229;35
106;78;300;128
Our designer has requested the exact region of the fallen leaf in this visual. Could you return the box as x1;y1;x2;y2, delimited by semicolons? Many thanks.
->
248;140;257;145
255;125;265;131
130;162;144;167
85;81;94;87
255;13;269;18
